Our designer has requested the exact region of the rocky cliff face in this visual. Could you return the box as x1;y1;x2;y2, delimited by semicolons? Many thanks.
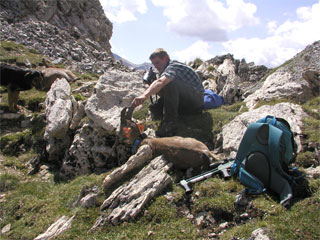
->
0;0;112;52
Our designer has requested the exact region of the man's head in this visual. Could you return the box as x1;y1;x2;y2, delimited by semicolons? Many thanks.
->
149;48;170;73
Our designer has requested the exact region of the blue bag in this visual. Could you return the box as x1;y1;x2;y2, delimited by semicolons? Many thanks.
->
203;89;224;109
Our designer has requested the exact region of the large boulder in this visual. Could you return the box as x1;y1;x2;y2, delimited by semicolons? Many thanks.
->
220;102;308;158
244;69;311;110
58;123;130;181
44;78;76;162
58;70;146;180
217;59;240;104
85;70;145;134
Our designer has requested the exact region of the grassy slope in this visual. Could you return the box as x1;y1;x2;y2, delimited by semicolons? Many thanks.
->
0;41;319;239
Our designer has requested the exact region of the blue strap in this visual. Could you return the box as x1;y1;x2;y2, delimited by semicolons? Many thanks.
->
259;115;276;125
238;166;266;194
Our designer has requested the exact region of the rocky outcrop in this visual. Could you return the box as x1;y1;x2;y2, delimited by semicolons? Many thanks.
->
197;54;269;104
58;122;126;181
0;0;112;52
57;70;145;180
245;41;320;109
0;16;114;73
92;155;172;228
0;0;134;74
216;58;240;104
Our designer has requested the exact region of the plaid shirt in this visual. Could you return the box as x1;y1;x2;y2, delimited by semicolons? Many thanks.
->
161;60;204;94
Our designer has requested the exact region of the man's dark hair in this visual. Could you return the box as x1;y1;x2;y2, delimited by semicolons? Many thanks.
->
149;48;170;60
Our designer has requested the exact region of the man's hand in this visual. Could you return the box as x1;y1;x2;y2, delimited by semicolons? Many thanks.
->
131;76;171;108
131;95;147;108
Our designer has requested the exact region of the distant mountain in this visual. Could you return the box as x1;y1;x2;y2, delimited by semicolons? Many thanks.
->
113;53;152;70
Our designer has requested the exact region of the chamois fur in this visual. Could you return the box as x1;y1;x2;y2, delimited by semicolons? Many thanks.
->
41;68;78;91
141;136;218;170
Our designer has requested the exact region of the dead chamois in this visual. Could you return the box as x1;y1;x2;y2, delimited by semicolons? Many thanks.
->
103;107;220;190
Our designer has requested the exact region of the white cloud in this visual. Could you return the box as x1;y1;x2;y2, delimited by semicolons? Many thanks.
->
267;20;277;34
223;1;320;67
172;40;214;63
99;0;147;23
152;0;259;41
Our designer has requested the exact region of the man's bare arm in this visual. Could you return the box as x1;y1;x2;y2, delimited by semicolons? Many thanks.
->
131;75;171;107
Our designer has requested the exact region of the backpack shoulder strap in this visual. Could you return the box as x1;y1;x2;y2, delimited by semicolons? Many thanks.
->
268;124;293;182
231;122;264;175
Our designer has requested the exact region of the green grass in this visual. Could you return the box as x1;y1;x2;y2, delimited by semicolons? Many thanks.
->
301;97;320;144
0;41;49;67
0;173;106;240
208;101;248;137
254;97;295;109
302;97;320;120
296;151;317;168
0;113;46;156
0;173;20;192
0;43;319;239
0;87;47;113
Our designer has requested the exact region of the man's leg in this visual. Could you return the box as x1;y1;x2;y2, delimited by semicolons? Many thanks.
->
149;97;164;120
178;82;203;115
156;80;203;137
155;80;179;137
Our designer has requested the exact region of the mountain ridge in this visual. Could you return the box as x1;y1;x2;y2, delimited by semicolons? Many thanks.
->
113;53;152;70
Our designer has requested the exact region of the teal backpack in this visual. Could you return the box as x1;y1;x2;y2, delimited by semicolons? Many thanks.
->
231;115;302;207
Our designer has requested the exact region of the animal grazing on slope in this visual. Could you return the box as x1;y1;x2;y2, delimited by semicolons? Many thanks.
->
40;67;79;91
0;63;44;112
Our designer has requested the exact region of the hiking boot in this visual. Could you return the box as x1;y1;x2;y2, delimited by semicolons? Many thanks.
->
156;121;178;137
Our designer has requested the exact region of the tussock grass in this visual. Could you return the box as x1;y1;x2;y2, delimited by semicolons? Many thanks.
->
0;114;46;156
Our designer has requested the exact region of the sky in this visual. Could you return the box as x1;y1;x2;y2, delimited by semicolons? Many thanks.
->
99;0;320;68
